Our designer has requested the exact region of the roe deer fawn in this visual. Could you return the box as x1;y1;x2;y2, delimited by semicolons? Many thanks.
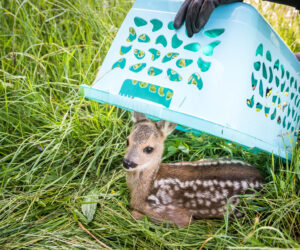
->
123;112;264;227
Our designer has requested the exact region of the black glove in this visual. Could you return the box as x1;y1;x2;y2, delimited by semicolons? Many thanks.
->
174;0;242;37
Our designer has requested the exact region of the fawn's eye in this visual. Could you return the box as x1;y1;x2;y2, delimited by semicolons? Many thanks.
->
143;146;154;154
126;139;129;147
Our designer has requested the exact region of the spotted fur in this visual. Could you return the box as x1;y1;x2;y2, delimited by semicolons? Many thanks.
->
124;112;265;227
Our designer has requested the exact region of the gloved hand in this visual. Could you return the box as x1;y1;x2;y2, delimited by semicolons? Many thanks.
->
174;0;242;37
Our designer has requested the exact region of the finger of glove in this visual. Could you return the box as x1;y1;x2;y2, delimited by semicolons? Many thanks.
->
194;0;215;32
185;0;198;37
190;0;203;36
174;0;193;29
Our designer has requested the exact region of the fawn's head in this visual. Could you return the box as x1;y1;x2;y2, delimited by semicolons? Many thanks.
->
123;112;177;171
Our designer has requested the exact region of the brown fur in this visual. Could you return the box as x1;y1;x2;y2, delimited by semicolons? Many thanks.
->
124;112;265;227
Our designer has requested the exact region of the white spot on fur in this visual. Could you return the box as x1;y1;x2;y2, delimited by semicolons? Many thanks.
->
200;209;209;214
211;197;217;203
167;205;176;209
209;186;215;192
168;189;174;196
174;185;179;191
196;180;202;185
184;192;195;199
147;195;160;205
222;189;229;197
241;180;248;190
211;209;216;214
218;207;224;213
161;184;170;191
213;180;218;185
255;181;260;188
219;181;225;188
205;200;211;207
197;199;203;205
156;189;172;205
214;191;224;201
226;180;233;187
233;181;240;190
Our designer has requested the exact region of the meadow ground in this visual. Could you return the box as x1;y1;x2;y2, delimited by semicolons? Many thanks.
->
0;0;299;248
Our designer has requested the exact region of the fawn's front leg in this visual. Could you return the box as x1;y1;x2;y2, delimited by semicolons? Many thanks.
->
136;204;193;227
131;209;145;220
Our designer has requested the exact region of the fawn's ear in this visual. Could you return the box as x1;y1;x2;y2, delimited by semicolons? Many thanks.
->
156;120;177;137
132;112;148;123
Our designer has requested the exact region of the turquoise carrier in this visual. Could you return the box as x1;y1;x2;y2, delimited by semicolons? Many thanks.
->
80;0;300;160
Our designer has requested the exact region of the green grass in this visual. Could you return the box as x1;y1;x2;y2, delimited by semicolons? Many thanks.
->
0;0;299;248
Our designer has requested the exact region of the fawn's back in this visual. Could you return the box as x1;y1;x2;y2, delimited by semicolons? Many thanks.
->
147;159;264;219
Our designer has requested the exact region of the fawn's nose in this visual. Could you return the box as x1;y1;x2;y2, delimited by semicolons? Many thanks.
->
123;158;137;169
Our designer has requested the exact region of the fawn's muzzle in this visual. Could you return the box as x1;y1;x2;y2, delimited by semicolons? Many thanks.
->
123;158;137;169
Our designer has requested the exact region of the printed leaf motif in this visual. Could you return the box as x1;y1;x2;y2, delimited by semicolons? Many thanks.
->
188;73;203;90
184;43;200;52
176;59;193;68
162;52;179;63
266;87;272;98
274;59;279;70
256;44;263;56
204;29;224;38
120;45;132;55
286;71;290;79
148;48;161;61
275;77;280;87
134;49;145;60
112;58;126;69
270;108;276;120
197;57;211;72
150;19;163;32
126;27;136;42
268;67;273;83
156;35;167;47
264;106;270;117
262;63;267;79
266;50;272;62
252;73;258;90
280;64;285;78
256;102;262;112
129;63;146;73
167;68;182;82
134;17;147;27
168;21;175;30
202;41;220;56
272;95;277;105
282;116;286;128
247;95;254;108
148;67;163;76
172;34;183;49
254;61;261;71
138;34;150;43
